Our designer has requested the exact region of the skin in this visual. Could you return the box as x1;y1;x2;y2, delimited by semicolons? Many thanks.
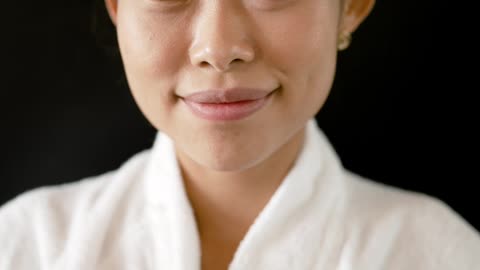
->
104;0;375;268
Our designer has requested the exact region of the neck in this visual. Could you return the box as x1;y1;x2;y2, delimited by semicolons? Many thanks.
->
176;127;306;240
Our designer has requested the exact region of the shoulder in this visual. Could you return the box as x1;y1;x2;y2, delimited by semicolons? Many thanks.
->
342;171;480;269
343;171;476;230
0;147;152;220
0;149;152;270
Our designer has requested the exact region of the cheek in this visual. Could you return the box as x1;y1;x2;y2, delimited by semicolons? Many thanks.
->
117;11;187;84
260;7;338;115
115;8;190;128
259;1;338;66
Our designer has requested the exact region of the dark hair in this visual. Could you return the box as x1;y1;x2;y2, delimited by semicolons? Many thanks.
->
91;0;119;55
91;0;127;87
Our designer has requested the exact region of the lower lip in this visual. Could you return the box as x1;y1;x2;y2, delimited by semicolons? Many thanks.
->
183;93;272;121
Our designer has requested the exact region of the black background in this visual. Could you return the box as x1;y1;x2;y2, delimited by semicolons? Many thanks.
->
1;1;478;230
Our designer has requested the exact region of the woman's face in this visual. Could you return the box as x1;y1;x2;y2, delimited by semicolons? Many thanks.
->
111;0;346;171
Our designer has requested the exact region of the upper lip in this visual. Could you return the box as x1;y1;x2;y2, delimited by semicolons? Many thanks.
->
182;88;273;104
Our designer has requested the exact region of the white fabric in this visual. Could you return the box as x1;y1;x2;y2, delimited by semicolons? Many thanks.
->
1;119;479;270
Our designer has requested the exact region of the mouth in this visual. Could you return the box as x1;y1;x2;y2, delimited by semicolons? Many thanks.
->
181;90;276;121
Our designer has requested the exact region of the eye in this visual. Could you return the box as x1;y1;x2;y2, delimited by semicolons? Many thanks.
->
247;0;294;11
148;0;187;3
145;0;190;10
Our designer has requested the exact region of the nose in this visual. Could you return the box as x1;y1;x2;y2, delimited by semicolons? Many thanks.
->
188;3;255;72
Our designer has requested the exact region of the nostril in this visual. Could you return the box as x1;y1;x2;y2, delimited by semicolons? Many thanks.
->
199;61;210;67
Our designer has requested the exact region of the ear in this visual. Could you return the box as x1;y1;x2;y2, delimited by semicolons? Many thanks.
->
104;0;118;26
339;0;376;34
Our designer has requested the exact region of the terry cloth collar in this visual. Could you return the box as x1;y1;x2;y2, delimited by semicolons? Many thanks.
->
143;118;347;270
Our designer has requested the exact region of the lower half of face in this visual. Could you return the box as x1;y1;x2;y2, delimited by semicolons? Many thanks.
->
116;0;340;172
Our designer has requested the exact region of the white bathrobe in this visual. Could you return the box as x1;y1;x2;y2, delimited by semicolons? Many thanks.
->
1;119;479;270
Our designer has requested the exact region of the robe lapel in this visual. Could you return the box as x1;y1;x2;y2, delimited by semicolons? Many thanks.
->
144;131;201;270
143;119;347;270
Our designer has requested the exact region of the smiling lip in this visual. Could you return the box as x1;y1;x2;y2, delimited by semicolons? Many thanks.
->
182;88;274;121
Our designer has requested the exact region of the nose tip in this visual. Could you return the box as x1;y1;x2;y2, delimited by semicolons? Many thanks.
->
188;3;255;72
190;43;255;72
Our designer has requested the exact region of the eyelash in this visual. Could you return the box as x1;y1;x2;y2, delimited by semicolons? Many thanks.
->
145;0;293;11
144;0;191;12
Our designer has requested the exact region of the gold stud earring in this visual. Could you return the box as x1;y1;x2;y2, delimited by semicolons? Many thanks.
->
337;32;352;51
